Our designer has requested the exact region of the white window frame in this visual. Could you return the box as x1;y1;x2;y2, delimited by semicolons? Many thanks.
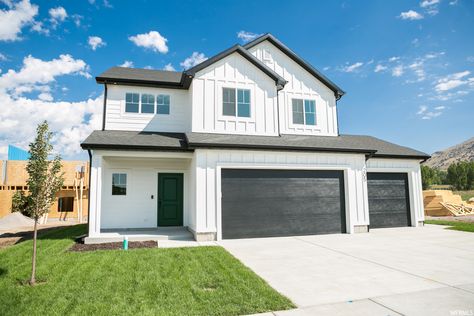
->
219;86;253;121
290;97;318;127
111;172;128;196
156;94;171;115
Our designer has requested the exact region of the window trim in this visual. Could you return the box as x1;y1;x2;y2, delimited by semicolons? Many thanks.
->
123;92;171;116
221;86;252;119
111;172;128;196
291;97;317;127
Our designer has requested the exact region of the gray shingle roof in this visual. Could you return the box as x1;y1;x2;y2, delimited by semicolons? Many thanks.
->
81;130;429;159
96;67;191;88
81;130;189;151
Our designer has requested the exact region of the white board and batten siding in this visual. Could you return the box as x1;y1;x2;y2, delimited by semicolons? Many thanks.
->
98;156;192;230
366;158;425;225
191;52;279;136
104;85;192;132
248;41;339;137
191;149;370;240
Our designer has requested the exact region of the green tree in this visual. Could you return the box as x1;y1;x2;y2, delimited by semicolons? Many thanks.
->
447;162;470;190
25;121;64;285
11;191;32;217
421;165;436;189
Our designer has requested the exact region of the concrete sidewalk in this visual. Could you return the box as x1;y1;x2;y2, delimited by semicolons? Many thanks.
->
220;225;474;316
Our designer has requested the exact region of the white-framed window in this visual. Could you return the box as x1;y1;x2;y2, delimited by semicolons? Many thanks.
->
141;94;155;114
222;87;251;118
157;94;170;114
112;173;127;195
124;92;170;115
292;98;316;126
125;93;139;113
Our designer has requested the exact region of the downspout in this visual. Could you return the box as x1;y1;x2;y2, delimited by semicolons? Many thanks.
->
276;89;281;137
335;92;341;136
86;149;92;237
276;83;285;137
101;83;108;131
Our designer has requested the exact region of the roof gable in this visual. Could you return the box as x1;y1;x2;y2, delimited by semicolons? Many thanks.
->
185;45;287;89
243;34;345;99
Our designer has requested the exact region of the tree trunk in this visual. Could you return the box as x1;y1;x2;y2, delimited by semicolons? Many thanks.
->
29;218;38;285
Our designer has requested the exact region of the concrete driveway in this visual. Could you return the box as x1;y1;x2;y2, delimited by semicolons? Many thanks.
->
219;225;474;316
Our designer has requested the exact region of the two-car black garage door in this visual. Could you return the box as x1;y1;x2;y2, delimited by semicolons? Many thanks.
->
221;169;346;239
367;172;411;228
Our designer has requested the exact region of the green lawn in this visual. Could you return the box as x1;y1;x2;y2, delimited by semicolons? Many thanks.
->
0;225;294;316
425;220;474;233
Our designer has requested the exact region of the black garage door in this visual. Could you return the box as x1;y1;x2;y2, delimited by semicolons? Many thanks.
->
367;172;411;228
221;169;346;239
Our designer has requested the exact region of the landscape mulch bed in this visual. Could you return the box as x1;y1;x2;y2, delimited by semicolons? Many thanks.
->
69;240;157;252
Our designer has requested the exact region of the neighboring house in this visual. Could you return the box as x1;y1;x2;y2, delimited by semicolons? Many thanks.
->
81;34;429;242
0;159;88;221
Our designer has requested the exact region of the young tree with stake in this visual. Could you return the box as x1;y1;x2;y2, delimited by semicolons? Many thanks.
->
26;121;64;285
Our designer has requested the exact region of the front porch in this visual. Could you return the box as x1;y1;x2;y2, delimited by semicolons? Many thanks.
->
84;226;194;244
87;149;199;243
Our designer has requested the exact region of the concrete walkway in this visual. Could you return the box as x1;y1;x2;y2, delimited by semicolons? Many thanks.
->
219;225;474;316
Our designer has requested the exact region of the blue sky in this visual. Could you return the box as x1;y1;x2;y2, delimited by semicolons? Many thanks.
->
0;0;473;160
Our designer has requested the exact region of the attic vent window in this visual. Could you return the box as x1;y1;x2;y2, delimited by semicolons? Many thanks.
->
263;49;272;62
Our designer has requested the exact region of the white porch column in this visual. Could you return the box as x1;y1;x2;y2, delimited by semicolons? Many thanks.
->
88;154;103;237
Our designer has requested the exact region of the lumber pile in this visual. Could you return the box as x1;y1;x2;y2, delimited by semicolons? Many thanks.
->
423;190;474;216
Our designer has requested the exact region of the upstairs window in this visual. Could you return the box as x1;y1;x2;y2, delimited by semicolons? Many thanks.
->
223;88;251;118
125;93;139;113
237;89;251;117
157;94;170;114
292;98;316;126
141;94;155;114
112;173;127;195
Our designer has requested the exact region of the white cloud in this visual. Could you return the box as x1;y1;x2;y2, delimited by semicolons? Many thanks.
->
0;54;90;97
180;52;207;69
0;0;38;41
128;31;168;53
389;56;400;62
374;64;387;73
408;61;425;81
435;71;471;92
399;10;424;20
449;0;458;5
88;36;106;50
49;6;67;24
72;14;83;27
119;60;133;68
38;92;53;101
237;31;262;43
420;0;439;7
163;63;175;71
0;54;101;159
342;62;363;73
0;53;7;61
417;104;444;120
392;65;404;77
420;0;439;15
30;21;49;35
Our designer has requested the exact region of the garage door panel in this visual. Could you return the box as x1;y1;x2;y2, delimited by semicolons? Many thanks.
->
367;173;411;228
223;178;341;199
221;169;345;239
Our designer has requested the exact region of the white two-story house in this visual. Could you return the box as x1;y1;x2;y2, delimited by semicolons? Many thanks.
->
82;34;429;243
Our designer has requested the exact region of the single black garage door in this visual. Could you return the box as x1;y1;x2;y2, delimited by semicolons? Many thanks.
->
367;172;411;228
221;169;346;239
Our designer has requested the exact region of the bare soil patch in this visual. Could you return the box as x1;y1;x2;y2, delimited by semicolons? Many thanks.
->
69;240;157;252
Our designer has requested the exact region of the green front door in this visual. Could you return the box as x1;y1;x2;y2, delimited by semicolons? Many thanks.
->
158;173;183;226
